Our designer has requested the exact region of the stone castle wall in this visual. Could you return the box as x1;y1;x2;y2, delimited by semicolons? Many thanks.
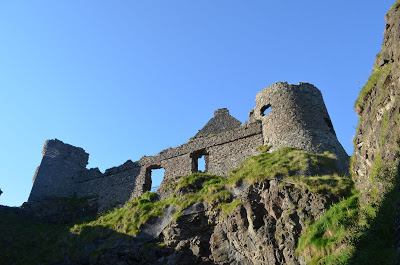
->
27;82;349;213
28;139;89;201
77;161;143;211
29;120;263;212
254;82;349;173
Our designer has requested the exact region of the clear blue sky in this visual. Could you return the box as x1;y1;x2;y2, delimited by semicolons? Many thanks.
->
0;1;395;206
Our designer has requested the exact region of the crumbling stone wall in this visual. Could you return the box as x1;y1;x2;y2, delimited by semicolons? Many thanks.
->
77;161;143;212
153;123;263;188
28;121;263;212
27;83;349;213
28;139;89;202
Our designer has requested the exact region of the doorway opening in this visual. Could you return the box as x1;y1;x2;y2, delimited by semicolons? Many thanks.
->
145;164;165;192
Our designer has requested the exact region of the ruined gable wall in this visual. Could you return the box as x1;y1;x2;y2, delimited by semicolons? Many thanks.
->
194;108;242;138
154;123;263;199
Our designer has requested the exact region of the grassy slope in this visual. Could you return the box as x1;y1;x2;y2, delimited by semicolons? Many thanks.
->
296;165;399;265
0;147;353;265
296;2;400;264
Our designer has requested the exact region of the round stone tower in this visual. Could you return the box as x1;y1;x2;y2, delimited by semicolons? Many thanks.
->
254;82;349;172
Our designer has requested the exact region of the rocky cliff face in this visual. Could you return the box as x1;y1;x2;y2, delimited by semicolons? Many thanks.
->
96;179;336;265
209;182;329;265
83;147;348;265
353;2;400;201
352;2;400;244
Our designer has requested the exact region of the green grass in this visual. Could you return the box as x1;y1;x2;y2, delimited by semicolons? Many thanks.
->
282;174;355;198
69;147;352;239
0;147;353;264
355;61;392;109
297;175;400;264
347;178;400;265
71;191;177;237
228;147;338;186
296;194;360;265
389;0;400;12
297;158;400;265
71;173;233;238
220;199;243;216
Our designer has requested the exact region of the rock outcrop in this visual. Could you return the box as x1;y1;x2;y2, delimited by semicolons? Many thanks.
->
352;3;400;200
209;181;329;265
95;180;335;265
352;2;400;245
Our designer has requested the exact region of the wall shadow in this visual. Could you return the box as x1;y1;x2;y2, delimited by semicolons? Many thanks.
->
347;181;400;265
0;206;216;265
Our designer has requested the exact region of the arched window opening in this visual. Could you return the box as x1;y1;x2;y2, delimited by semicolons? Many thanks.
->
145;164;164;192
260;104;271;116
191;149;208;173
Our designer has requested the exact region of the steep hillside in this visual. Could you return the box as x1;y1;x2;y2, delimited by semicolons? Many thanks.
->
291;2;400;264
0;147;353;265
353;1;400;208
351;0;400;262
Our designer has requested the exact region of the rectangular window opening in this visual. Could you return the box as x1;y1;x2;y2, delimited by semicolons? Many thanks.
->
191;149;208;173
145;165;164;192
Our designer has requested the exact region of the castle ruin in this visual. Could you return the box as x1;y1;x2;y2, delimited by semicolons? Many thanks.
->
27;82;349;212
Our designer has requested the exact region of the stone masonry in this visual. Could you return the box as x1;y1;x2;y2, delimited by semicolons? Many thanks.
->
27;82;349;212
254;82;349;173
